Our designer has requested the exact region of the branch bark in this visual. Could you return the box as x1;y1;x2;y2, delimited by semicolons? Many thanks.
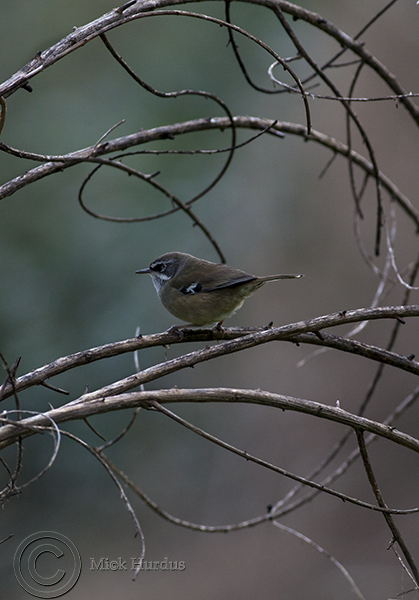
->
1;305;418;400
1;117;417;227
1;387;419;453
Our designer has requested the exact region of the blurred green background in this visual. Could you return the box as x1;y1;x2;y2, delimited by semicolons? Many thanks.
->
1;1;419;598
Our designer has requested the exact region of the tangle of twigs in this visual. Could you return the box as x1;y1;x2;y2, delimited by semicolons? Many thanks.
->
1;1;419;595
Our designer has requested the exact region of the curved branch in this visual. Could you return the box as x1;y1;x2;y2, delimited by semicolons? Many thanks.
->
1;117;417;229
77;157;226;261
59;428;145;574
76;120;279;224
149;400;417;514
98;31;237;214
2;0;417;124
0;3;311;134
1;387;419;455
249;0;419;125
1;305;418;401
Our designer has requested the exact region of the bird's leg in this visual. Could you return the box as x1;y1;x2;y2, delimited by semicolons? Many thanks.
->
165;323;197;340
165;324;184;340
212;320;225;333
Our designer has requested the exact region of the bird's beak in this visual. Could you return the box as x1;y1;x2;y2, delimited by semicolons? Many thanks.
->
135;268;151;274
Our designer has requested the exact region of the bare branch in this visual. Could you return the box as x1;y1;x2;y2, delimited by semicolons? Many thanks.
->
2;117;417;230
58;429;145;578
0;305;416;402
1;2;419;592
356;430;419;585
272;522;367;600
2;387;419;458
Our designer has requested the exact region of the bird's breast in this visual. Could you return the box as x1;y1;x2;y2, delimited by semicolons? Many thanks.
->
159;282;253;325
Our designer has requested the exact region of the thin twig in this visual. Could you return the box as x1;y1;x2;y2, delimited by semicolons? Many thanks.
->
272;5;384;254
77;156;226;262
356;429;419;585
57;429;145;579
149;400;418;513
272;522;367;600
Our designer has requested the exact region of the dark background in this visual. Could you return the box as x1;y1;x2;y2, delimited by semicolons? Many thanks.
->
1;1;419;598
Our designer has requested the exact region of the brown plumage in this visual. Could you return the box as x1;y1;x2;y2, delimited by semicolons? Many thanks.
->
136;252;303;326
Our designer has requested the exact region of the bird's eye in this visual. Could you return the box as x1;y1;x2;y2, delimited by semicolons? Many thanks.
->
152;262;165;273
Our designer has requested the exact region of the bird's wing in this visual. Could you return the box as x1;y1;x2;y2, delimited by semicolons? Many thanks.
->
175;266;256;295
203;273;257;291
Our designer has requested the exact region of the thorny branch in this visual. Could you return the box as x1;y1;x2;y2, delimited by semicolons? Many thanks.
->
1;0;419;594
1;305;419;401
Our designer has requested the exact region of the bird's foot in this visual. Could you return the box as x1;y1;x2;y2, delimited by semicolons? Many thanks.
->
166;324;185;340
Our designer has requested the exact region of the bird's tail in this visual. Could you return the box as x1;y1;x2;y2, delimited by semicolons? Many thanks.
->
262;273;304;281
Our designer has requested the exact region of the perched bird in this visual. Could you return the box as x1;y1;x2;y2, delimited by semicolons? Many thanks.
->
136;252;303;327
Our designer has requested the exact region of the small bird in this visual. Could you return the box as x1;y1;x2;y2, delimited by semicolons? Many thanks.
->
136;252;303;327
